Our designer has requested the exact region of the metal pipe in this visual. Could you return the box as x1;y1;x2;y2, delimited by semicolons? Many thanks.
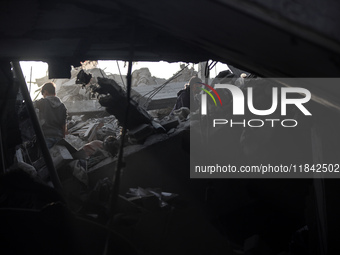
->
11;61;63;193
103;59;133;255
108;58;132;215
116;60;126;88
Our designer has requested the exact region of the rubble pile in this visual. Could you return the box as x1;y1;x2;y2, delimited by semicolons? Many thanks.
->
19;63;201;208
34;71;193;213
35;66;163;102
6;61;226;254
170;64;197;83
131;67;166;87
66;115;120;149
34;64;197;114
3;61;319;255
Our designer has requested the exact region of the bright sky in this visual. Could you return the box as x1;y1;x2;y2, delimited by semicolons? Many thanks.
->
98;61;192;79
20;60;230;99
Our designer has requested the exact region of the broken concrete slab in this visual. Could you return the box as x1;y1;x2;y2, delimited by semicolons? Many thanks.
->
86;124;189;193
65;134;86;150
133;82;185;110
128;124;154;144
87;156;116;188
56;138;78;155
159;117;180;131
83;123;97;138
64;100;103;116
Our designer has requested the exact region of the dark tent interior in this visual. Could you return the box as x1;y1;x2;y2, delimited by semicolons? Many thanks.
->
1;0;340;254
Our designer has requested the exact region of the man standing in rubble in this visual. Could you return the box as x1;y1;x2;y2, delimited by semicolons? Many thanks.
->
34;82;67;149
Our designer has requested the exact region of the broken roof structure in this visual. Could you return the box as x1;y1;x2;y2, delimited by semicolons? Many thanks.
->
1;1;340;254
0;0;339;78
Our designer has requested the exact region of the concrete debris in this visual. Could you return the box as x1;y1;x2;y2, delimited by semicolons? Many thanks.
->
82;123;97;138
49;145;73;169
4;69;209;255
86;68;107;80
67;115;120;145
63;100;103;116
128;124;154;144
54;70;194;191
148;107;173;120
82;140;105;157
15;64;196;192
159;116;180;131
133;82;186;110
170;64;197;83
96;117;121;140
9;63;201;253
87;156;116;187
87;148;111;170
68;160;88;186
131;67;166;87
35;64;198;114
67;115;84;128
80;60;99;70
4;53;323;254
65;134;86;150
172;107;190;121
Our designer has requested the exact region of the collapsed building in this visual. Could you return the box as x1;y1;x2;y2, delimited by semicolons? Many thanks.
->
1;1;340;255
0;63;326;255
